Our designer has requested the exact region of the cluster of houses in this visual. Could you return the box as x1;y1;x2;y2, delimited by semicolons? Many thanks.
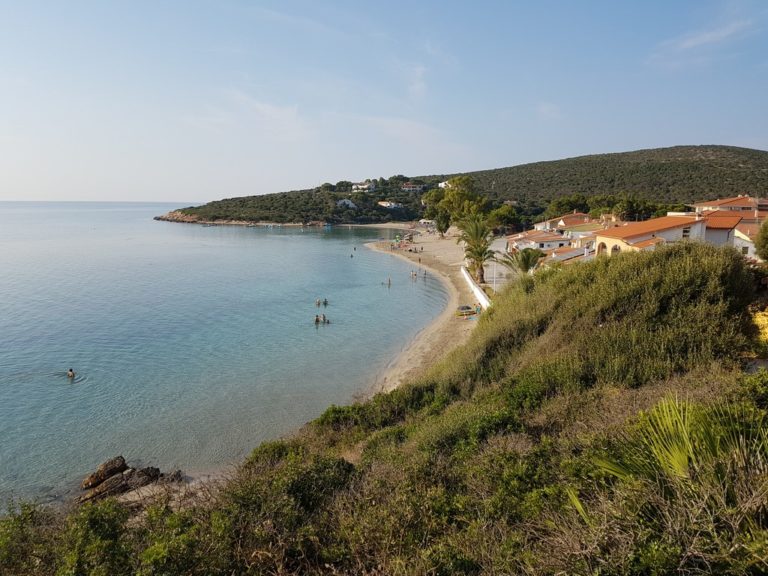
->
506;195;768;267
336;180;424;211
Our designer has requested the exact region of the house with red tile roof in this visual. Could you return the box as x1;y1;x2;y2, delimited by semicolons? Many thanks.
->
594;216;707;256
401;182;424;192
692;195;768;213
507;229;571;252
533;211;593;232
593;210;743;256
701;211;742;246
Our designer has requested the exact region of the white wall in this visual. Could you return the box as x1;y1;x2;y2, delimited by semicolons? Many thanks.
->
704;228;734;247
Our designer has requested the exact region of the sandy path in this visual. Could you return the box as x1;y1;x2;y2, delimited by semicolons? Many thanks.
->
364;225;479;394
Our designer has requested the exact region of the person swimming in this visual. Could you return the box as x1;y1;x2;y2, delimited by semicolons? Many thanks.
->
67;368;75;378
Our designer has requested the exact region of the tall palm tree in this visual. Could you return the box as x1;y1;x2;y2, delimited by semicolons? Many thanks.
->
457;214;494;284
497;247;544;275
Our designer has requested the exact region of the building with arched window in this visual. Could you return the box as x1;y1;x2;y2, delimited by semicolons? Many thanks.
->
594;216;707;255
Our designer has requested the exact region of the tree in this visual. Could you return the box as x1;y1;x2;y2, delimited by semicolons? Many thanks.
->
422;177;487;234
434;208;451;238
441;176;486;221
542;193;589;219
497;248;544;275
487;204;521;232
457;214;494;283
756;219;768;261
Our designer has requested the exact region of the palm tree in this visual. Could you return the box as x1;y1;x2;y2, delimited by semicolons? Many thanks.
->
497;247;544;275
456;214;494;283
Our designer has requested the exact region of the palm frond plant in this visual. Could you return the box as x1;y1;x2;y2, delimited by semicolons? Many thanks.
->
457;214;494;283
497;247;544;275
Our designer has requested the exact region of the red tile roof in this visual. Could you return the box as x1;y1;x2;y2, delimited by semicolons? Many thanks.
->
704;214;742;229
540;212;591;227
737;223;760;238
693;196;758;209
596;216;698;240
632;237;666;249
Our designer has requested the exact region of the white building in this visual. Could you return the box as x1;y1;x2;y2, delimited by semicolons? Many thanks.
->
352;180;376;191
378;201;404;209
507;229;570;252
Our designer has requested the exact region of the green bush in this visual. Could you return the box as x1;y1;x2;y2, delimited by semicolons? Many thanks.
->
57;499;130;576
0;502;56;576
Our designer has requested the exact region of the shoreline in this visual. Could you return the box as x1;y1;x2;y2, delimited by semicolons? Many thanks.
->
112;230;479;508
51;220;477;508
365;227;477;394
154;210;418;230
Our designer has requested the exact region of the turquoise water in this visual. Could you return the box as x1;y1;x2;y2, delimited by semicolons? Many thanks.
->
0;202;448;502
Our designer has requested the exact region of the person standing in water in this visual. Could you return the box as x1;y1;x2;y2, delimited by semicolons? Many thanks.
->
67;368;75;378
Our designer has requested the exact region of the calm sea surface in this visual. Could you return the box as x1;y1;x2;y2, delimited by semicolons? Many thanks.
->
0;202;448;501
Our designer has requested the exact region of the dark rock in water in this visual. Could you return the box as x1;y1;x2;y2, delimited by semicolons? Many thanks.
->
160;469;184;484
81;455;128;490
78;471;130;503
126;467;161;490
78;467;165;504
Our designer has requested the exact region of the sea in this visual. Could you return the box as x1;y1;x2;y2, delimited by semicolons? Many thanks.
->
0;202;449;502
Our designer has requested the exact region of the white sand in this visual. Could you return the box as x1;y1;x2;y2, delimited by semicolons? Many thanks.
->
364;225;479;393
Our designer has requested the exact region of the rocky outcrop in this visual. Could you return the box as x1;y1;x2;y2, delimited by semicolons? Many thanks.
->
154;210;201;223
78;457;183;504
80;455;128;489
153;210;313;227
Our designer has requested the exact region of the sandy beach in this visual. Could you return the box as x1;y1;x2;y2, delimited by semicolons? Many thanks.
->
364;224;479;394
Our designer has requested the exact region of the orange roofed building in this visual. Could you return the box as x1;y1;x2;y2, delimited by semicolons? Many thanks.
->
692;195;768;260
594;211;743;256
594;216;702;256
692;195;768;213
533;211;593;232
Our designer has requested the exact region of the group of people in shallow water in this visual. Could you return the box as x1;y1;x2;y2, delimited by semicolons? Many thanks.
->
314;298;330;324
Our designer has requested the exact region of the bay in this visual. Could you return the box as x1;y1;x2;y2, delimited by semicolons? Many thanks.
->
0;202;448;501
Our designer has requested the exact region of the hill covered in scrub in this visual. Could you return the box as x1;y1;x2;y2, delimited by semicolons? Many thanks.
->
4;243;768;574
167;145;768;225
450;144;768;207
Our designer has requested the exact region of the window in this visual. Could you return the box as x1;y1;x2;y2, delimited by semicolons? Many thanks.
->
682;227;691;239
539;243;544;248
742;246;750;255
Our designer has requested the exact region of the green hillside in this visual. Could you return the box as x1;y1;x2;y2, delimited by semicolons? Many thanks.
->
4;243;768;574
443;144;768;206
169;145;768;224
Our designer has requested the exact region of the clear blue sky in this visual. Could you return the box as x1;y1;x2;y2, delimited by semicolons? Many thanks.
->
1;0;766;202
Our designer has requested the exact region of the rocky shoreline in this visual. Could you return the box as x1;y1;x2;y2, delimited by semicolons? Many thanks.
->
76;455;183;505
154;210;320;227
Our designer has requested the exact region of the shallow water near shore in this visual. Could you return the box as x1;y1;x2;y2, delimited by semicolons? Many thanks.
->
0;202;448;502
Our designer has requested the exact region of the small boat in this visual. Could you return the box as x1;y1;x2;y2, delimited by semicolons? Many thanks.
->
456;305;476;317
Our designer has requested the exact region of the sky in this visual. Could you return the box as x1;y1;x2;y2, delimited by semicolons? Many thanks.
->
0;0;766;203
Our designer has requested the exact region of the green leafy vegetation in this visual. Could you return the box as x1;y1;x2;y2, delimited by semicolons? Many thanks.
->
497;247;544;275
456;213;494;283
172;145;768;225
448;144;768;209
3;243;768;574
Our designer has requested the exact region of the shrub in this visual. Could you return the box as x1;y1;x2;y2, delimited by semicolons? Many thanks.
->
57;499;131;576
